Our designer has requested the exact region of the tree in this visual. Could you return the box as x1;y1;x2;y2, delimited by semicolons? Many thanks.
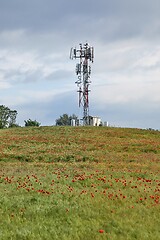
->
55;114;78;126
0;105;18;129
8;110;19;127
24;119;41;127
55;114;70;126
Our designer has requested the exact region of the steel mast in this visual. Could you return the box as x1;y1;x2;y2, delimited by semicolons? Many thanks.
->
70;42;94;125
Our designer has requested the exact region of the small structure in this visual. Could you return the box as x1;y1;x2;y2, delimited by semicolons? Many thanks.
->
71;119;76;126
104;121;109;127
89;116;101;126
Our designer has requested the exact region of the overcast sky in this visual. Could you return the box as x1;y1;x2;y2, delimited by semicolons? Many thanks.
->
0;0;160;129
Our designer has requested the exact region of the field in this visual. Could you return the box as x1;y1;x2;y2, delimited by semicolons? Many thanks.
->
0;126;160;240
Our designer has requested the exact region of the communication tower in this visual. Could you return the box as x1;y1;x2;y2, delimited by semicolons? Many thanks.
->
70;42;94;125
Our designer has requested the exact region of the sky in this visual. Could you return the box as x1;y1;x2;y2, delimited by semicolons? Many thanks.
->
0;0;160;129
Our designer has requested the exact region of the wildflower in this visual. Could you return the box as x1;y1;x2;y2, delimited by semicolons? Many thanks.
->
99;229;104;233
91;193;94;198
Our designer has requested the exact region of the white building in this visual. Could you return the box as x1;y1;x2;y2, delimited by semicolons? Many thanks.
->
89;116;102;126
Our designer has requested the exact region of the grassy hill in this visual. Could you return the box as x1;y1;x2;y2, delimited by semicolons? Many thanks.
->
0;126;160;165
0;126;160;239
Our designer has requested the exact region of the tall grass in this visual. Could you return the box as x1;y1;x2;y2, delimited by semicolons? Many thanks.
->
0;126;160;239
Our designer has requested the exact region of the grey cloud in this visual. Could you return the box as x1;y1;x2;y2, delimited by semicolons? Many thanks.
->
16;90;78;126
0;0;160;41
46;70;72;81
91;101;160;129
4;69;43;84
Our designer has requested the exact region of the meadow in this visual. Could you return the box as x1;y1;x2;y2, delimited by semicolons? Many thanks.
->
0;126;160;240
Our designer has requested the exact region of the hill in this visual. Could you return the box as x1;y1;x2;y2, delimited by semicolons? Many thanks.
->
0;126;160;168
0;126;160;240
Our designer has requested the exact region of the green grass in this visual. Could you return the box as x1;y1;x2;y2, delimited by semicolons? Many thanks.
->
0;126;160;239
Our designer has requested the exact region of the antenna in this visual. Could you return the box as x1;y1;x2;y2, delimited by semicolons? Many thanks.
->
70;42;94;125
